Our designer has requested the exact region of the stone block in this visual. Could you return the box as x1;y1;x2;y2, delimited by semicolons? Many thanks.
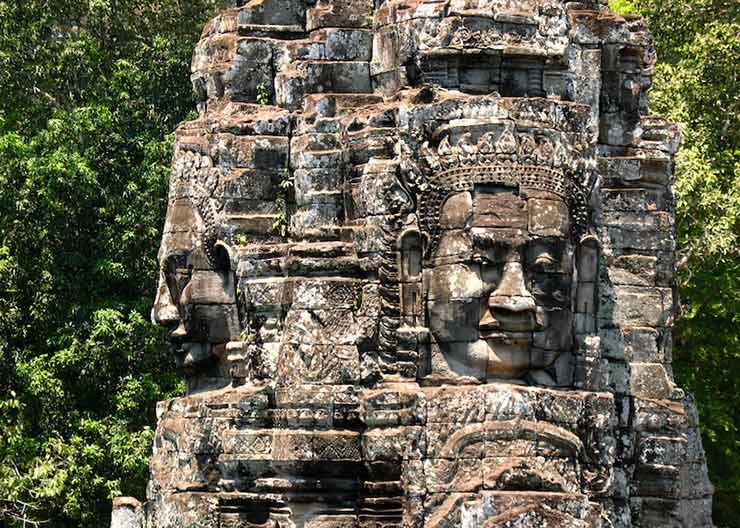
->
187;271;237;304
607;360;629;394
434;229;473;262
636;435;687;467
427;299;480;342
221;40;275;101
293;167;344;202
603;226;676;252
191;304;241;342
601;211;674;231
605;254;658;286
292;279;361;309
220;168;285;200
221;430;273;457
685;428;707;464
222;135;289;169
360;163;404;215
439;192;473;229
473;192;528;229
238;0;305;28
630;362;674;399
633;398;690;434
363;426;425;461
600;327;665;362
291;132;341;153
290;202;343;232
273;430;362;461
631;463;682;498
362;387;426;427
600;188;669;213
599;285;673;328
528;198;570;237
321;28;373;61
292;147;346;169
533;390;585;426
483;456;581;494
425;263;483;300
149;493;219;528
679;498;714;528
275;68;306;110
681;461;714;499
424;458;483;493
304;61;373;93
307;0;373;30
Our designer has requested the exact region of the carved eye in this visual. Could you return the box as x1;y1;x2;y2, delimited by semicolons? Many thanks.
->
552;290;566;303
530;278;569;308
534;253;558;268
480;261;501;283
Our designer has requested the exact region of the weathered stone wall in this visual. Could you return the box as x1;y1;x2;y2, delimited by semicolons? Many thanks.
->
114;1;714;527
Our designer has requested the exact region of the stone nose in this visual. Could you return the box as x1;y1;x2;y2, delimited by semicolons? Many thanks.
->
480;262;536;332
488;262;536;313
151;271;181;328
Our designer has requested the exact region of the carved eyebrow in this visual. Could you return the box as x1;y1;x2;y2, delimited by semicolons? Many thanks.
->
527;238;567;255
526;241;570;272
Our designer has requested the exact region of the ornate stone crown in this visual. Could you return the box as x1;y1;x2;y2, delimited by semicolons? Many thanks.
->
404;126;592;254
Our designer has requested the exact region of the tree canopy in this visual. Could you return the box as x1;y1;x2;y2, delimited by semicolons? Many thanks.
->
0;1;226;525
612;1;739;524
0;0;737;526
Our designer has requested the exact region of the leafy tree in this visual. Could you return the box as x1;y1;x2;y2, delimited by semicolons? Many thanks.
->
0;0;736;526
0;1;226;525
611;1;740;525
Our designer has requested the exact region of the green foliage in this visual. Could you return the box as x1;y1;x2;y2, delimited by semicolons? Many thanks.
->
256;83;271;106
0;0;221;525
273;173;295;238
629;1;740;525
366;2;375;27
0;0;737;526
608;0;639;15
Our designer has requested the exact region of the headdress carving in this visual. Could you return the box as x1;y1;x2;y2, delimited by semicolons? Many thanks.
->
170;147;222;266
402;124;593;255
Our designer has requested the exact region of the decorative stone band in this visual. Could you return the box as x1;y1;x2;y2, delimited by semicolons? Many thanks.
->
433;164;568;199
417;163;588;256
422;129;572;173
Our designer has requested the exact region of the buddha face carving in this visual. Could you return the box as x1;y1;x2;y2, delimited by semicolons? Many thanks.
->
152;199;239;368
426;186;576;381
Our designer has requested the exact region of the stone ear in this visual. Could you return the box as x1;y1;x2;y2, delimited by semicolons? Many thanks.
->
213;242;234;273
399;230;424;326
399;230;423;281
576;234;599;283
575;235;600;329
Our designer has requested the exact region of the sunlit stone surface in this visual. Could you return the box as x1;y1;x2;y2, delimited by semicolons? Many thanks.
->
113;1;714;527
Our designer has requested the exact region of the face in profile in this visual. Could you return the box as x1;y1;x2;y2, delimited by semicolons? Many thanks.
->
426;186;575;381
152;199;239;368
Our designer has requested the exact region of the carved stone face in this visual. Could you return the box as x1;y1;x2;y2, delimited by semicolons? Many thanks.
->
426;187;574;381
152;199;238;368
136;2;715;528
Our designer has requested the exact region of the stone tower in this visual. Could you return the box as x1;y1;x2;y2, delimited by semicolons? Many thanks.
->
114;1;715;526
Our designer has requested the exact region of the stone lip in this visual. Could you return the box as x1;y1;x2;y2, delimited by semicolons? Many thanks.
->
111;497;143;528
112;497;142;510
